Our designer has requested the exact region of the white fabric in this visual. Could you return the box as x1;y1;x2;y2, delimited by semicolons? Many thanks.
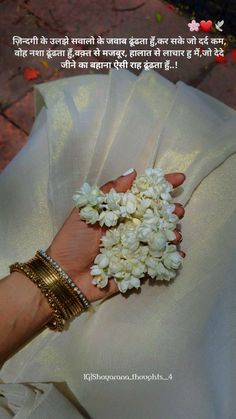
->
0;383;83;418
0;69;236;418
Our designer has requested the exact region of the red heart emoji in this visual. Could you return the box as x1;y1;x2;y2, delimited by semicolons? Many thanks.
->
215;55;227;64
232;49;236;61
200;20;213;32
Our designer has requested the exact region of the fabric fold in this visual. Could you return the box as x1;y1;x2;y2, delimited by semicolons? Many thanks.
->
35;74;110;232
97;70;176;185
86;69;137;184
154;81;236;205
0;383;84;419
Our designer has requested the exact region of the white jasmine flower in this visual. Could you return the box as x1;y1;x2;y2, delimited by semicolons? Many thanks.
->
124;258;144;277
116;275;141;293
137;224;154;242
136;245;149;261
91;273;109;288
99;210;119;227
106;188;122;211
131;217;142;227
107;254;124;275
140;198;152;210
141;186;157;199
146;256;160;278
163;248;183;270
94;253;110;269
158;218;177;231
145;167;164;178
160;192;172;201
79;206;99;224
131;261;146;277
165;213;179;225
121;245;143;262
165;229;177;241
121;245;146;262
120;192;137;216
121;230;139;251
148;248;163;258
148;231;167;251
73;183;104;207
130;275;140;289
116;279;130;293
133;198;152;217
146;258;173;280
133;175;152;192
73;182;91;207
73;193;88;208
143;208;160;227
162;203;175;215
91;265;109;288
129;276;141;289
114;270;127;279
101;229;120;248
155;208;178;231
147;266;158;278
88;185;104;206
155;262;176;280
91;265;103;276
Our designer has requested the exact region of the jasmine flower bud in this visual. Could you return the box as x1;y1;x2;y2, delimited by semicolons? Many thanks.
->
79;206;99;224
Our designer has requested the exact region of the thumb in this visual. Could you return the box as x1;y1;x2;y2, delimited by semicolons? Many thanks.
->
100;168;137;193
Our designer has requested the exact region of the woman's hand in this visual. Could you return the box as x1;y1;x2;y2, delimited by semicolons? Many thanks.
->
47;170;186;303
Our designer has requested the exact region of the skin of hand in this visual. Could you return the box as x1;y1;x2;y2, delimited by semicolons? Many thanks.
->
47;170;186;303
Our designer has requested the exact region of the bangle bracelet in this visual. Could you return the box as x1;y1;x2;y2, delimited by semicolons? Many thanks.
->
37;250;90;309
10;262;65;331
9;250;90;332
27;257;81;319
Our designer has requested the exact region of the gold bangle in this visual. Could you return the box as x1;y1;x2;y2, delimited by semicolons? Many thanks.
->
26;258;71;320
35;254;84;316
9;251;89;331
31;254;85;317
10;262;65;331
36;250;90;310
27;257;79;319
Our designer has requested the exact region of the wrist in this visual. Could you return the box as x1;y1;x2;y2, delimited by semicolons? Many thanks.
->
10;271;54;324
0;271;54;364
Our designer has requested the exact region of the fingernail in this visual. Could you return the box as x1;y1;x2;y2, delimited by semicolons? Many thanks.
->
179;173;186;181
179;207;185;219
122;168;134;176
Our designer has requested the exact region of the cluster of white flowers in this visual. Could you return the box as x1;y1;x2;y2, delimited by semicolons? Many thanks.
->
73;168;183;293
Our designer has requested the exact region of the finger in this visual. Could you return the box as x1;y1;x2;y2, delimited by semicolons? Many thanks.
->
173;203;185;219
165;172;186;188
97;278;119;299
100;168;137;194
75;272;119;303
171;229;182;245
90;277;119;302
179;250;186;258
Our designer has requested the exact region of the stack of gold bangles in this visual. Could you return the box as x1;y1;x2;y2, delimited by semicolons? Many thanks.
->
10;250;90;331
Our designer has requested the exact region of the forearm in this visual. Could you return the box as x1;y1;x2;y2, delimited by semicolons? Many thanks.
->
0;271;53;365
